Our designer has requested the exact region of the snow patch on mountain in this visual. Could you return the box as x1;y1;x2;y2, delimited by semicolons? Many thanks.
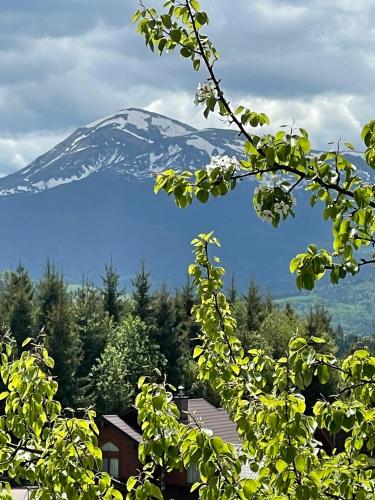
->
31;165;98;191
0;108;244;197
186;135;225;156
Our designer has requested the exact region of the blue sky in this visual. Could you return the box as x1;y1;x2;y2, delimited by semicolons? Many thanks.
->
0;0;374;175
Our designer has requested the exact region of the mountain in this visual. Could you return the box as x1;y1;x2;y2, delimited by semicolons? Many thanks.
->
0;108;373;335
0;108;244;196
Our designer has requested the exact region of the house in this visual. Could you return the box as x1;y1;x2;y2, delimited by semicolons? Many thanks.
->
98;396;242;499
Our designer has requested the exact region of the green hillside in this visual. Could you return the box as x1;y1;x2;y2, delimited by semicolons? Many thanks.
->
275;276;375;337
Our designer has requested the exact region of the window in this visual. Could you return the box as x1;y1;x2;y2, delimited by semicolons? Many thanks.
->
103;457;119;479
187;463;199;484
101;442;119;452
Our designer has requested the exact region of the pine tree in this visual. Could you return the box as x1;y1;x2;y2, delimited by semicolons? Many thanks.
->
226;273;237;306
175;277;199;355
2;264;34;350
37;260;63;331
284;301;296;319
102;261;121;324
132;260;152;323
245;279;264;332
264;289;273;314
306;303;335;342
37;261;81;407
153;284;182;385
176;276;195;321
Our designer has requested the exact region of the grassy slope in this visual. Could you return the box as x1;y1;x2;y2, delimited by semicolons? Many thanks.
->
275;275;375;337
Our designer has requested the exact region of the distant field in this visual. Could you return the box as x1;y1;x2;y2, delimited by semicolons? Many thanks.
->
275;276;375;337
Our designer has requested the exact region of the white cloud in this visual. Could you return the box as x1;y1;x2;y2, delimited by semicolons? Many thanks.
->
0;131;68;176
0;0;374;172
238;93;365;149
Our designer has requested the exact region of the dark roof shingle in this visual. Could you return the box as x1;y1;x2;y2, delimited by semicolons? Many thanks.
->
187;399;241;444
102;414;142;443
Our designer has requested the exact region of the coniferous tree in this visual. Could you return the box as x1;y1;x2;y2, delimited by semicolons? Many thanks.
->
264;290;273;315
226;273;237;306
37;261;63;331
245;279;264;332
175;277;199;355
153;284;182;385
2;264;34;350
132;261;152;323
334;323;346;357
37;262;81;407
284;301;296;319
102;261;121;324
306;303;335;341
176;276;195;321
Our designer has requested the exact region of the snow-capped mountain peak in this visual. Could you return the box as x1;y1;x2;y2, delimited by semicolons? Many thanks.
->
84;108;196;140
0;108;243;197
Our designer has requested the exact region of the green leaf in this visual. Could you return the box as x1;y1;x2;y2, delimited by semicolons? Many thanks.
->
295;454;306;472
211;436;226;453
196;189;209;203
111;489;123;499
138;376;147;389
0;391;9;401
161;14;172;29
230;364;240;375
195;12;208;26
193;346;203;358
311;336;325;344
193;59;201;71
190;0;200;12
170;29;182;43
275;459;287;473
180;47;192;58
317;364;330;384
243;479;258;497
21;337;32;348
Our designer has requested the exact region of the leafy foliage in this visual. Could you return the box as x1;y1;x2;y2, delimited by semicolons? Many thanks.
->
0;336;122;499
135;0;375;291
128;234;375;499
90;315;166;415
128;1;375;498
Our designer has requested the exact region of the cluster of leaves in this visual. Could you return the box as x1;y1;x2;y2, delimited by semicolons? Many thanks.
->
129;1;375;498
0;336;122;499
136;0;375;291
128;234;375;499
90;315;166;415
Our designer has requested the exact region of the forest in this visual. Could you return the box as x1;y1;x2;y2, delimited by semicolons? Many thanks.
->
0;260;370;415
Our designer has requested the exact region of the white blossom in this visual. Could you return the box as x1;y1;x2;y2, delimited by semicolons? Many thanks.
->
194;81;217;105
254;181;294;223
205;155;240;175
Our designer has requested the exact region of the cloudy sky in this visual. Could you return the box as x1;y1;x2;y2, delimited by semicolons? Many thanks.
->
0;0;374;176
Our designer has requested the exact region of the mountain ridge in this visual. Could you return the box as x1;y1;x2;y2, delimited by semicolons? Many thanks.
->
0;108;244;196
0;108;373;336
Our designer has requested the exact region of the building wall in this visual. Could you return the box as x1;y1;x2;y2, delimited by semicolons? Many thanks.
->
167;469;187;486
99;421;189;489
99;424;140;481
